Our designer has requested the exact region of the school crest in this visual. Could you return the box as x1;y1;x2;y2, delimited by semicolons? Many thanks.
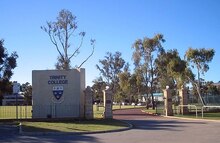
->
52;86;64;103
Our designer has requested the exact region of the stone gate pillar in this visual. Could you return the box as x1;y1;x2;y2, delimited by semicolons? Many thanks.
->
84;86;93;119
179;87;189;114
163;86;173;116
103;87;113;119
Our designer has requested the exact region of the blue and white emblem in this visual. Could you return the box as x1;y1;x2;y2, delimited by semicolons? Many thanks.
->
52;86;64;100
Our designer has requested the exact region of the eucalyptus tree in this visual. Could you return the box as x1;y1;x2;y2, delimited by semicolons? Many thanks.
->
91;77;107;103
41;9;95;70
96;51;128;100
155;49;192;89
0;39;18;104
132;34;165;109
118;70;131;101
118;68;138;103
21;82;32;105
185;48;215;105
118;69;146;104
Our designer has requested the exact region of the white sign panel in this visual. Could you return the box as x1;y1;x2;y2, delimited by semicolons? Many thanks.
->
13;82;20;94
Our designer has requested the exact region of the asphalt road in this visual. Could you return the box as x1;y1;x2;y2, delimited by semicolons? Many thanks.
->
1;108;220;143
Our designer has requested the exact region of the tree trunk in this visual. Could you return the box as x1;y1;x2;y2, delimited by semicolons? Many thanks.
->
151;92;155;110
197;68;205;105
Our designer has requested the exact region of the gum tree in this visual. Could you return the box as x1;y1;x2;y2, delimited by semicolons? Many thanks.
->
185;48;215;105
132;34;165;109
41;9;95;70
155;49;192;89
0;39;18;104
96;51;128;101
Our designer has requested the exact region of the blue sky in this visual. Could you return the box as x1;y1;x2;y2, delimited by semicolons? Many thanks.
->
1;0;220;86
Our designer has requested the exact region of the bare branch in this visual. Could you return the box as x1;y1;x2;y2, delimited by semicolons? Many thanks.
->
57;28;65;52
50;33;64;60
78;39;95;68
68;32;85;60
68;27;77;39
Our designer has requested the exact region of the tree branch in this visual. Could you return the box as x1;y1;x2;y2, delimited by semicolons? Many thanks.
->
78;40;95;68
186;76;205;106
49;32;64;60
68;33;84;60
57;29;65;52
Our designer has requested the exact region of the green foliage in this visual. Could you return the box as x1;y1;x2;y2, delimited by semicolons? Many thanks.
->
0;39;18;103
185;48;215;75
96;51;126;86
156;49;192;89
21;82;32;105
118;71;131;93
92;77;107;102
132;34;165;109
96;51;128;102
0;39;18;80
185;47;215;105
201;81;220;95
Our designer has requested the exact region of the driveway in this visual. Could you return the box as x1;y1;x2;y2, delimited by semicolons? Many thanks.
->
0;108;220;143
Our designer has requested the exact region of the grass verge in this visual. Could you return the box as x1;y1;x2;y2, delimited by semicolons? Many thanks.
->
174;112;220;120
21;119;129;133
1;105;143;133
143;109;220;120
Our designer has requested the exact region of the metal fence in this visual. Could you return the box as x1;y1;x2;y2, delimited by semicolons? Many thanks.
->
155;101;164;115
0;105;81;120
0;106;32;119
32;104;80;118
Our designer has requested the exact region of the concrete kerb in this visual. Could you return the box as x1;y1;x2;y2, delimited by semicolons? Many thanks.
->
162;115;220;122
18;120;133;136
141;109;220;122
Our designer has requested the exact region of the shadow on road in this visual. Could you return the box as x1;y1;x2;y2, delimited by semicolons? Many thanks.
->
0;134;101;143
114;108;206;132
123;118;206;131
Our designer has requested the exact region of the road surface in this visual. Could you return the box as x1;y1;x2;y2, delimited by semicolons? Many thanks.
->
1;108;220;143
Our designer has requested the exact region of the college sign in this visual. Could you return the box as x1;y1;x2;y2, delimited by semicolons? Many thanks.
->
32;69;85;118
47;75;68;103
48;75;68;85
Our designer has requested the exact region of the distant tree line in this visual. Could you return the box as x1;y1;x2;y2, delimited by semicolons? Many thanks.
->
93;34;216;109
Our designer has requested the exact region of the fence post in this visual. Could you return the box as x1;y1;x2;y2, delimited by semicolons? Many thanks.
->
103;86;113;119
179;87;189;115
163;86;173;116
84;86;94;119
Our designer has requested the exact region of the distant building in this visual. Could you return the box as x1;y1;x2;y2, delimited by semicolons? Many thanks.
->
2;93;25;105
141;93;163;102
213;82;220;89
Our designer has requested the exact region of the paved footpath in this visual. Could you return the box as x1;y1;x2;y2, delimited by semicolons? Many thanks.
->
1;108;220;143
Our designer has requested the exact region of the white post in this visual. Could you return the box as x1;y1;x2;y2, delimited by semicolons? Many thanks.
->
13;82;20;120
103;86;113;119
163;86;173;116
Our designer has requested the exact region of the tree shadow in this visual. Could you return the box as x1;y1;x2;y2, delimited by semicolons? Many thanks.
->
0;118;131;143
113;108;208;131
0;134;101;143
119;118;206;131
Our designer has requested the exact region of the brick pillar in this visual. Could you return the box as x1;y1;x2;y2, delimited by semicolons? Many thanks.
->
163;87;173;116
179;87;189;114
84;86;93;119
103;87;113;119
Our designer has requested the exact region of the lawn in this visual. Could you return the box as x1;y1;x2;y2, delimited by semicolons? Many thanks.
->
143;108;220;120
175;112;220;120
21;119;129;132
20;105;144;133
1;105;140;133
0;106;32;119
